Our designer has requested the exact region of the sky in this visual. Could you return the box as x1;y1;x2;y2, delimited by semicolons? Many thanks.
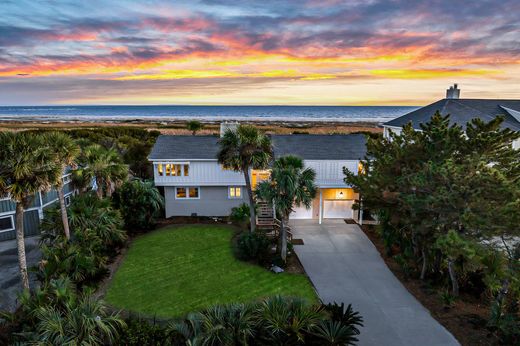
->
0;0;519;106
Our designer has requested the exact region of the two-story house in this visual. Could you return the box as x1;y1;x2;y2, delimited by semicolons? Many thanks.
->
383;84;520;149
0;171;75;242
149;132;367;224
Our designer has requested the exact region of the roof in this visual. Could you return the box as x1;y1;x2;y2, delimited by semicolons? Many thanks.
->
384;99;520;131
148;134;367;161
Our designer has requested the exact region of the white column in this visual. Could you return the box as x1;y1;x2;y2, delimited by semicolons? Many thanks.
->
318;189;323;224
359;198;363;225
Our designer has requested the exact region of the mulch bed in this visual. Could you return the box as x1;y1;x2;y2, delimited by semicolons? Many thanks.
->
360;224;499;346
285;251;306;275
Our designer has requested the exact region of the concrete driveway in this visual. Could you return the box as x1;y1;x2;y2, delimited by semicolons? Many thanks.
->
290;219;459;346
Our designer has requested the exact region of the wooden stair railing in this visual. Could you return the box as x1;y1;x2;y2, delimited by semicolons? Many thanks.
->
256;201;292;242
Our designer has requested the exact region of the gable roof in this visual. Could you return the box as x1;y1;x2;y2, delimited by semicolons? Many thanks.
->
384;99;520;131
149;134;367;161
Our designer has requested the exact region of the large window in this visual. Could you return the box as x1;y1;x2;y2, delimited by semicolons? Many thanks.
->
0;215;14;232
228;186;242;199
175;187;200;199
157;163;189;177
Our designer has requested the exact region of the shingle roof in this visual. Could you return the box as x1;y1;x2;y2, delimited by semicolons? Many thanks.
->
384;99;520;131
148;134;367;161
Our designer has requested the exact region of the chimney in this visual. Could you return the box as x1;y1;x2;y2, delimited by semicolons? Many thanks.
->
220;121;239;137
446;83;460;99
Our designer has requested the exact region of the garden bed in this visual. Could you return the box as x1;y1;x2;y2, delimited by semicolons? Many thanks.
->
103;224;317;318
360;224;498;346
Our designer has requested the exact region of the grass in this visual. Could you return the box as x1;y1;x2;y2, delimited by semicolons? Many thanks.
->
105;224;317;317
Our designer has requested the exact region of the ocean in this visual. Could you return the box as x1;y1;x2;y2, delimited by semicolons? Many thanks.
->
0;105;418;123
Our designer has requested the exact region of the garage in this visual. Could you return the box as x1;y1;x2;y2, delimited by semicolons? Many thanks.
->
291;204;313;219
323;200;354;219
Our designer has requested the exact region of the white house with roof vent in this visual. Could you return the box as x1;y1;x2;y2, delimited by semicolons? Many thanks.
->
148;131;367;224
383;84;520;149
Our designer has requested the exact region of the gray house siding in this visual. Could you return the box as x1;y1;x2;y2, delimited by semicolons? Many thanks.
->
0;181;75;242
165;186;248;217
0;209;41;242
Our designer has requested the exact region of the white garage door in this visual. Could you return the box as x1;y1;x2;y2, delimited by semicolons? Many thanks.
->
291;205;313;219
323;200;353;219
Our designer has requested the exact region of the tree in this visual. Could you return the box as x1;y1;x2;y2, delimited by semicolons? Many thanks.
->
345;112;519;280
256;155;316;261
112;179;164;232
186;120;204;135
217;125;273;233
0;132;62;289
344;113;520;340
75;144;128;198
46;132;80;240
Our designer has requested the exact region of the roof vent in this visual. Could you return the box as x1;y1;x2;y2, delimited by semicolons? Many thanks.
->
446;83;460;99
220;121;239;137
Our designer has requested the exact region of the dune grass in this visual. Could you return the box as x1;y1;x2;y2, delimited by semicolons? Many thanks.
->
105;224;317;317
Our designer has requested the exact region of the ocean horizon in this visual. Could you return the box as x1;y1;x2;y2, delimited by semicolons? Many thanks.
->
0;105;418;123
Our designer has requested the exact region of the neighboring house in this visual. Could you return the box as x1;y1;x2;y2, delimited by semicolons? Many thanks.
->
149;132;367;224
0;172;75;242
383;84;520;149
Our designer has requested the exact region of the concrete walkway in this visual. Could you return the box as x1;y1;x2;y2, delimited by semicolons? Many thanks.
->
290;219;459;346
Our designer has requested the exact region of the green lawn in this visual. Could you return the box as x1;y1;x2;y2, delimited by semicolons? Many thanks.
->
105;224;317;317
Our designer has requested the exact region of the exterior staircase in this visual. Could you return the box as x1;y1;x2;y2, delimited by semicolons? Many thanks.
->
256;202;293;241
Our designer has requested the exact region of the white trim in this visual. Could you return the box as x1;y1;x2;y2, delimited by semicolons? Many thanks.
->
154;161;190;165
228;186;243;199
150;158;216;162
175;186;201;200
0;214;15;233
318;189;323;225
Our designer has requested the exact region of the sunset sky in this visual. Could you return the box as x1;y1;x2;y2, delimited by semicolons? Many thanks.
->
1;0;519;106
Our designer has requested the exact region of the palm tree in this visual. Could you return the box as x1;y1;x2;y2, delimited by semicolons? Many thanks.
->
46;132;80;240
75;144;128;198
0;132;62;289
186;120;204;135
217;125;273;233
256;155;316;261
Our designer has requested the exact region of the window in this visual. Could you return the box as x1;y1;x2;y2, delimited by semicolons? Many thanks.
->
228;187;242;199
158;163;189;177
62;175;72;184
65;195;72;206
176;187;199;199
0;215;14;232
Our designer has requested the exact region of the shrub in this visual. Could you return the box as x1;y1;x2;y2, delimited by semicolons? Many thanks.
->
39;192;126;288
7;278;125;345
235;231;271;263
116;317;173;346
169;296;362;346
113;179;164;232
229;203;251;228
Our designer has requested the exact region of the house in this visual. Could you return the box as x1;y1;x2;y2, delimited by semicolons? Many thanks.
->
383;84;520;149
148;131;367;224
0;171;75;242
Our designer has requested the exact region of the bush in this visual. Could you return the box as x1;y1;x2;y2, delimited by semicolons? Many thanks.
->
113;179;164;233
229;203;251;228
39;192;126;288
7;278;125;345
116;317;173;346
170;296;364;346
235;232;271;263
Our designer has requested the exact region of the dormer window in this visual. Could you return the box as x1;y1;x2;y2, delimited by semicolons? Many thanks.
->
157;163;189;177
